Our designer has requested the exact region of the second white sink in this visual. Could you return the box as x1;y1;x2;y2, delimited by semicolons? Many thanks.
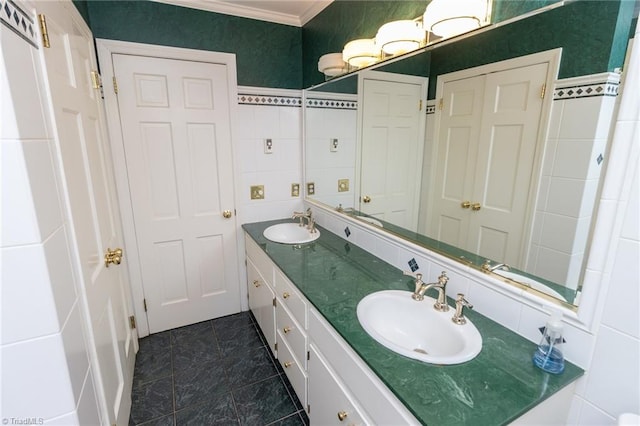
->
263;222;320;244
357;290;482;365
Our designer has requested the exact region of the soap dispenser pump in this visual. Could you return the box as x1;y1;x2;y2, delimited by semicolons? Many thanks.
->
533;310;565;374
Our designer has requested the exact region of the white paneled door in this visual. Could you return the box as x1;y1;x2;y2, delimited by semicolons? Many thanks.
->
37;2;136;424
359;71;427;231
112;54;240;333
430;62;548;267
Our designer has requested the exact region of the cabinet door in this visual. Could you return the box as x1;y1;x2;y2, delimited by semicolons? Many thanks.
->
308;344;370;426
247;258;276;352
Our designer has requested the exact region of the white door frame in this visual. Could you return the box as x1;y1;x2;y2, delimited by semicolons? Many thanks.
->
97;39;241;337
429;48;562;269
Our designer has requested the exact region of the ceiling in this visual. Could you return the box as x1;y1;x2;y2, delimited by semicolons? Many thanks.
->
150;0;334;26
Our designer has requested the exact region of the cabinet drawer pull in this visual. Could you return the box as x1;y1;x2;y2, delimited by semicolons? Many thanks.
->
337;411;348;421
253;280;261;287
284;361;293;368
283;292;290;299
283;326;292;334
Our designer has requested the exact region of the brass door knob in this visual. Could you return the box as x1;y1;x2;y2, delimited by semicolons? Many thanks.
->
253;280;261;288
471;203;481;211
461;201;471;209
222;210;232;218
337;411;348;421
362;195;371;203
283;361;293;368
104;247;123;267
283;292;290;299
283;326;292;334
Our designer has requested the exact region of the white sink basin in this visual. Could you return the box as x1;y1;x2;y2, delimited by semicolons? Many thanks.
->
494;270;567;302
357;290;482;365
263;223;320;244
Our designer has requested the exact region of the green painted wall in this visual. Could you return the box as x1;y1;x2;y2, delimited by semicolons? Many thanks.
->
85;0;302;89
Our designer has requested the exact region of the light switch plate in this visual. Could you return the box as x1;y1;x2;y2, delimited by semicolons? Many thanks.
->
264;139;273;154
251;185;265;200
338;179;349;192
307;182;315;195
291;183;300;197
330;138;339;152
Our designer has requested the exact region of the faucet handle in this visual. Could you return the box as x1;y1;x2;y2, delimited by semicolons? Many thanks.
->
437;271;449;286
452;293;473;325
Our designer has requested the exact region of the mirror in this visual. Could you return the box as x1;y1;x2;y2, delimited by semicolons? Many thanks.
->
303;1;634;308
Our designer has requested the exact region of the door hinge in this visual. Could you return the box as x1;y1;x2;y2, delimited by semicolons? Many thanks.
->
307;404;310;414
143;298;147;312
438;98;444;110
274;342;278;352
90;70;101;90
419;99;423;111
38;14;50;48
113;76;119;94
129;315;136;329
307;351;310;361
272;298;276;307
540;83;546;99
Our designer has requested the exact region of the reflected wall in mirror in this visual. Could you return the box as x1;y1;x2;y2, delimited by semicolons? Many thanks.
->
303;0;636;307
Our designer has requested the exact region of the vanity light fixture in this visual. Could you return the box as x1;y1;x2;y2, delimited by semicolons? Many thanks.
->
342;38;380;68
375;20;426;56
318;53;348;78
423;0;489;39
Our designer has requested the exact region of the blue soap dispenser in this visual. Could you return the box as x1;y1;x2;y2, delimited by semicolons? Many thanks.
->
533;310;565;374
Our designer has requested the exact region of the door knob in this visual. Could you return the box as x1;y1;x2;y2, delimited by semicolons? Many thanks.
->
337;411;348;421
471;203;481;211
461;201;471;209
105;247;123;267
283;326;292;334
222;210;232;218
362;195;371;203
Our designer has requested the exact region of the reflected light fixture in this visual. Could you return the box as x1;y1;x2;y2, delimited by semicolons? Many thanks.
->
318;53;347;77
423;0;488;38
342;39;381;68
376;20;425;56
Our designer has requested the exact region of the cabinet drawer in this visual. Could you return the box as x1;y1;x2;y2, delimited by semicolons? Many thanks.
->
275;269;307;328
276;301;307;368
247;258;276;353
277;330;307;406
245;234;274;286
309;309;417;425
308;344;370;426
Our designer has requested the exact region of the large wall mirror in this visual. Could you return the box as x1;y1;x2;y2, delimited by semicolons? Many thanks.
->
303;1;635;310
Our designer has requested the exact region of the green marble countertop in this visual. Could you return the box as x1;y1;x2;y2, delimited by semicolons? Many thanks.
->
243;219;583;426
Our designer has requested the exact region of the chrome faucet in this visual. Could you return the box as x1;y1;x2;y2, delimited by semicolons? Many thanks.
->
482;259;510;272
292;208;316;233
452;293;473;325
404;271;450;312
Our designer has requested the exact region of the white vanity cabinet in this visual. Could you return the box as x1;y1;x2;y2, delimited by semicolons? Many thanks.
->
245;236;276;353
275;269;309;406
308;309;419;426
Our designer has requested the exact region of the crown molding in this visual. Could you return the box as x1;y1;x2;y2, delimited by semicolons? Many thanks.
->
149;0;332;27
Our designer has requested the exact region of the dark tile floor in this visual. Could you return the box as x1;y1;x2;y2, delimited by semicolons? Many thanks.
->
129;312;309;426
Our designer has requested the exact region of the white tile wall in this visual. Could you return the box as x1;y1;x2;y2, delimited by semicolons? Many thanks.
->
530;76;618;288
234;87;304;228
1;8;100;425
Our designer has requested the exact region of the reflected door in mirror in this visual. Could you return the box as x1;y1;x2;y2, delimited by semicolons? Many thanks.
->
428;62;548;269
360;72;427;231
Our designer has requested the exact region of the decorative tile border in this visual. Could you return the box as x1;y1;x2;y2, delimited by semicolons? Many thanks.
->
306;98;357;110
553;81;619;100
237;93;302;107
1;0;38;48
426;104;436;114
